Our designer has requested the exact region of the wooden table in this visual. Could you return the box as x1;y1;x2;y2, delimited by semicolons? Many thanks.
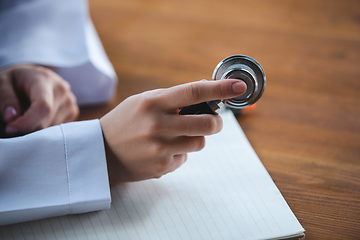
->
83;0;360;239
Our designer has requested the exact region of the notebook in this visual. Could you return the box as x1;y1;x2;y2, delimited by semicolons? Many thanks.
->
0;110;305;240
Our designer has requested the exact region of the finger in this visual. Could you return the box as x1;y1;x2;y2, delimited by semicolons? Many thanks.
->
6;80;54;133
52;96;79;125
168;136;206;154
0;73;20;123
6;99;51;133
156;154;188;178
163;114;223;136
36;68;78;126
160;79;247;109
168;154;188;173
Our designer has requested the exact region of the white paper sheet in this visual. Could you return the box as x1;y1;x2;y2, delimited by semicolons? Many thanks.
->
0;110;304;240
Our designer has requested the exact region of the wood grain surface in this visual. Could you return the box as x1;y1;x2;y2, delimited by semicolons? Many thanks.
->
83;0;360;239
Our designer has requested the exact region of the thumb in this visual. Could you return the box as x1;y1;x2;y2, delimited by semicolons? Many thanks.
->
0;71;20;123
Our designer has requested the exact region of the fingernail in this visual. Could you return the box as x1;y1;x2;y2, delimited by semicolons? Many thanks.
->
232;81;247;94
4;106;17;122
6;126;18;134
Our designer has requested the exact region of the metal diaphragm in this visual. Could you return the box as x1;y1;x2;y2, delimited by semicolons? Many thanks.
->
212;55;266;109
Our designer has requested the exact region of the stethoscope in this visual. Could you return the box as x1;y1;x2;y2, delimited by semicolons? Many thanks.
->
179;55;266;115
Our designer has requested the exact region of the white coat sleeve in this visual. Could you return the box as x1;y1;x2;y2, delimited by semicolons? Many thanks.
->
0;120;111;226
0;0;118;106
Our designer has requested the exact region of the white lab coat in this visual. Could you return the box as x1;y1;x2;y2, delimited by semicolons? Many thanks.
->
0;0;115;225
0;0;117;105
0;120;111;226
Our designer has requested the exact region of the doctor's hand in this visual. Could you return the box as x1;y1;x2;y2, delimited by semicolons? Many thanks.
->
100;79;247;183
0;64;79;135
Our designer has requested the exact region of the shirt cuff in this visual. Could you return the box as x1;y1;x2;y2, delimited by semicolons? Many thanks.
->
60;119;111;214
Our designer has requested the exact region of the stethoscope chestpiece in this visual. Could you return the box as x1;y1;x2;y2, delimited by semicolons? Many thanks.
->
212;55;266;109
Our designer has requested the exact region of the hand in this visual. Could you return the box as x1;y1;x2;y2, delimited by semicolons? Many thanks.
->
100;79;247;183
0;64;79;135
